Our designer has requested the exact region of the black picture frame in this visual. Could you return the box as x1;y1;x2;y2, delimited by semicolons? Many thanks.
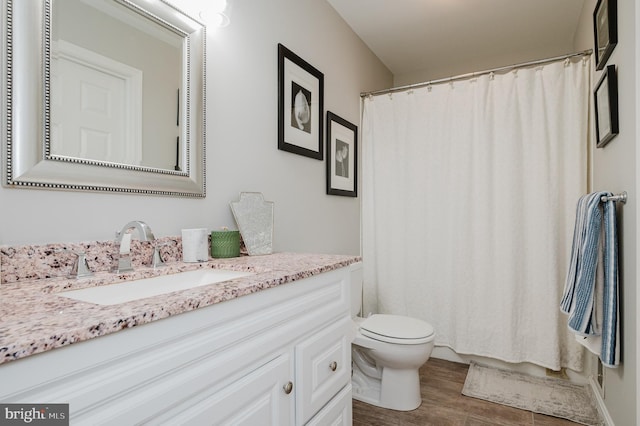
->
593;0;617;71
594;65;619;148
277;43;324;160
326;112;357;197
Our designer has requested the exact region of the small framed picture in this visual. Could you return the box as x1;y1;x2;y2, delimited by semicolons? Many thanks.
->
593;0;617;71
277;43;324;160
326;112;357;197
594;65;619;148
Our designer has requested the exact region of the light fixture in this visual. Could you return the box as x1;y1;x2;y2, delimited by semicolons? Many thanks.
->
199;0;231;28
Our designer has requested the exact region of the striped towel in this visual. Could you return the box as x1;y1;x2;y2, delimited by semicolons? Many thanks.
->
560;192;619;367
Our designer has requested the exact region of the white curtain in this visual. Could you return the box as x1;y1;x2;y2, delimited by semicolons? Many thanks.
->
362;57;590;371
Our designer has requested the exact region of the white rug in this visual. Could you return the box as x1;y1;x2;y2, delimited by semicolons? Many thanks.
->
462;362;602;426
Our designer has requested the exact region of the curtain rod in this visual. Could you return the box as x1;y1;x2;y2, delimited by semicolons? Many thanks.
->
360;49;593;98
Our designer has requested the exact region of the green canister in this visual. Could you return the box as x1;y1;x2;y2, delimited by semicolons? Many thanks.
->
211;228;240;258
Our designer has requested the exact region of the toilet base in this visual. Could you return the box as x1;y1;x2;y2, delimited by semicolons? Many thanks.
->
352;348;422;411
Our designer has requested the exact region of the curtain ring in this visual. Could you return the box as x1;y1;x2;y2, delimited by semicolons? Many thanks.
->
564;57;570;67
489;72;495;81
427;84;432;92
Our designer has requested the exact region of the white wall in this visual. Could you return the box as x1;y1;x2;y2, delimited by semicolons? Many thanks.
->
590;0;638;423
575;1;637;425
0;0;392;256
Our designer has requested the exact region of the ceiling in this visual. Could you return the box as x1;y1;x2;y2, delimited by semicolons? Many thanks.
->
327;0;588;84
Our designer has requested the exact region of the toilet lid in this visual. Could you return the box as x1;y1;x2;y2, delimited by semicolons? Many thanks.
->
360;314;435;344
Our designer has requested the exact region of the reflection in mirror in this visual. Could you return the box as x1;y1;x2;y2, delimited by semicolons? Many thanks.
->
51;0;183;171
2;0;206;196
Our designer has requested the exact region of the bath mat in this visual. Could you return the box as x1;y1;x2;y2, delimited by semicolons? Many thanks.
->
462;362;602;426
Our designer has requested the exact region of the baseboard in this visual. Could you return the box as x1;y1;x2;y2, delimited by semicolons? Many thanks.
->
589;376;615;426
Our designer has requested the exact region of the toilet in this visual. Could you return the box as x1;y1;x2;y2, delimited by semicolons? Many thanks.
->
350;262;435;411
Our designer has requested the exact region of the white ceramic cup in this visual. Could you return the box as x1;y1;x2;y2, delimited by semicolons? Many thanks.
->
182;228;209;262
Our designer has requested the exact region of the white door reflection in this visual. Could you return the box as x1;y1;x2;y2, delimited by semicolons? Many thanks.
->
50;0;182;171
51;40;142;165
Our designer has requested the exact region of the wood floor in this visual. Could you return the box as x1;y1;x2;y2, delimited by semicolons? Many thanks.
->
352;358;583;426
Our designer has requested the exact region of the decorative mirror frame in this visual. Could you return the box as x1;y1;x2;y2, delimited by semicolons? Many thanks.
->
1;0;206;197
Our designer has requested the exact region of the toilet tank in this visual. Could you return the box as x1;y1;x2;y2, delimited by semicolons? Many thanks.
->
350;261;363;317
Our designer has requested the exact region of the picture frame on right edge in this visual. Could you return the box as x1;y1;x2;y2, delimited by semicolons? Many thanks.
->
593;0;617;71
326;112;357;197
594;65;619;148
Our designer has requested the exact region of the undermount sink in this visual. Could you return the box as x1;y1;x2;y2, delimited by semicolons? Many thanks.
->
59;269;255;306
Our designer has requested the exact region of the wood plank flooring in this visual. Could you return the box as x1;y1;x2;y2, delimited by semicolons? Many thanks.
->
352;358;583;426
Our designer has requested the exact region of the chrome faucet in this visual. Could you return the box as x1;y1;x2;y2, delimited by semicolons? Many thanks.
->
112;220;161;273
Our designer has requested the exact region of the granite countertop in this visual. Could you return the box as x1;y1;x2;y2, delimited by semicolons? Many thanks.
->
0;252;360;365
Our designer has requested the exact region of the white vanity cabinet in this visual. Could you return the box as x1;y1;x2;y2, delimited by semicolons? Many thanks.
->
0;267;354;425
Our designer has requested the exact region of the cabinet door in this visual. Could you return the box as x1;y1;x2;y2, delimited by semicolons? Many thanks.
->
161;353;293;426
295;317;352;425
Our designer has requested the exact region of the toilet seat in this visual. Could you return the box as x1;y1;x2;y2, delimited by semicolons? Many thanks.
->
359;314;435;345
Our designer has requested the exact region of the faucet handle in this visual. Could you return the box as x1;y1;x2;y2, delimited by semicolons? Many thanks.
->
57;249;94;278
70;251;94;278
151;242;168;268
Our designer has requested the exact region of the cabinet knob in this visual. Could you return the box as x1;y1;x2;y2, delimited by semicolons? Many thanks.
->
283;381;293;394
329;361;338;371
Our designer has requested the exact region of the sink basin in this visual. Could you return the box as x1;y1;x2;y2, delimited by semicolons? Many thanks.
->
59;269;255;306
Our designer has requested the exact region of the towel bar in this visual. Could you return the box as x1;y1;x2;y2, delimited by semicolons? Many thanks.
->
601;191;627;204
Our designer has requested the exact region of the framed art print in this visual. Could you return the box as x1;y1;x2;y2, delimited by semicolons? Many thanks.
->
593;0;617;71
326;111;357;197
277;43;324;160
594;65;619;148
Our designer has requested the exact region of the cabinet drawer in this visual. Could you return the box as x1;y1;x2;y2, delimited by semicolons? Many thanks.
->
295;316;352;425
305;384;352;426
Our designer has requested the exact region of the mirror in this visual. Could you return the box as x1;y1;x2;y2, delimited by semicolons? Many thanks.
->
2;0;206;197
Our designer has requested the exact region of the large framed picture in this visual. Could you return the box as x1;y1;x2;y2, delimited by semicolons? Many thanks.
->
326;112;357;197
277;43;324;160
594;65;619;148
593;0;617;71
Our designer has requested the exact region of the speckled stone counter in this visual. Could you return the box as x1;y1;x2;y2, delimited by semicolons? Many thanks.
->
0;252;360;365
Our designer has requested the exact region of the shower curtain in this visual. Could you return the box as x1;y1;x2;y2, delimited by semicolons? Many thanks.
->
362;57;590;371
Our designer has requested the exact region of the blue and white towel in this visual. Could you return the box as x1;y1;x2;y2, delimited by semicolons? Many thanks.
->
560;192;619;367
